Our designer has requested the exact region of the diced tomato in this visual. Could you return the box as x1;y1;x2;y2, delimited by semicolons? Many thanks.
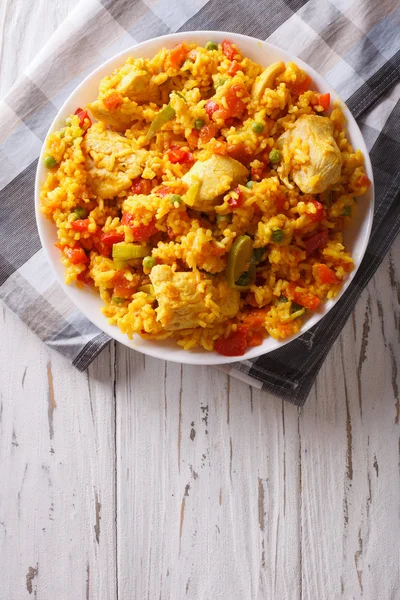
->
228;60;241;76
214;325;248;356
307;198;325;222
222;39;236;61
93;238;111;258
187;128;199;148
247;331;264;347
114;285;134;299
356;174;371;188
71;218;90;232
131;177;152;195
228;186;244;208
62;245;89;265
205;100;220;118
275;191;287;211
226;142;253;164
77;271;94;286
157;185;176;197
224;84;247;117
164;43;187;70
305;230;329;256
79;237;93;251
313;264;338;284
242;309;269;330
213;140;228;155
167;146;194;164
286;282;321;310
290;74;312;96
100;232;125;246
74;107;92;129
209;244;225;257
122;214;158;242
251;165;264;180
316;93;330;111
103;92;123;111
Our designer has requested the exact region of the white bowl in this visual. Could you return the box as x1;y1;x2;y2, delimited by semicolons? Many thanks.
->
35;31;374;365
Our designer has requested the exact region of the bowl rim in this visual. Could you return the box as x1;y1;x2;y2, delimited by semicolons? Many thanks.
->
35;30;375;366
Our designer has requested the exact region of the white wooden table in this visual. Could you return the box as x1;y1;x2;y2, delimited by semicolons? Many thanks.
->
1;2;399;599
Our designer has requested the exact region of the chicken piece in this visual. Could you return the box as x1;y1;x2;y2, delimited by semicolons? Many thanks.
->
83;124;133;156
87;98;135;130
85;164;132;199
88;62;164;129
149;265;240;331
277;114;342;194
251;61;285;101
181;155;249;212
83;124;148;198
115;68;151;100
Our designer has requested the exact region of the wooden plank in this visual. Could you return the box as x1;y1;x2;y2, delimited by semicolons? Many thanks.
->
0;5;117;599
300;238;400;600
115;346;302;599
0;306;117;600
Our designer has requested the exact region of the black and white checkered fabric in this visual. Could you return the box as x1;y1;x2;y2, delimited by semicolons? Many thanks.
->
0;0;399;405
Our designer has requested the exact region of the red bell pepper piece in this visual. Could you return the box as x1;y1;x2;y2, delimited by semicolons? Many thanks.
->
121;214;158;242
214;325;248;356
316;93;330;111
228;186;244;208
103;92;123;111
71;218;90;232
313;264;338;284
305;230;329;256
205;100;220;118
221;39;236;60
100;232;125;246
286;282;321;310
74;107;91;129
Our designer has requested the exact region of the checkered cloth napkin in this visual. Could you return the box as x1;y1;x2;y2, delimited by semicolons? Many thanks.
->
1;0;399;405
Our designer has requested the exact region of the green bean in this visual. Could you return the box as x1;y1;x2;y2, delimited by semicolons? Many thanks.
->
271;228;284;243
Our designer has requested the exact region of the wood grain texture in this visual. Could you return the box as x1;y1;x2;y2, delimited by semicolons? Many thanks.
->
0;2;399;599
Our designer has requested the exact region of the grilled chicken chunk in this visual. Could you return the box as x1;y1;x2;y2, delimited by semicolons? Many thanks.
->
181;155;249;212
277;114;342;194
149;265;240;331
251;61;285;101
82;124;147;198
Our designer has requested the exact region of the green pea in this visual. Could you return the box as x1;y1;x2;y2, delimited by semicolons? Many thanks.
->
252;122;264;134
271;228;285;243
342;206;352;216
73;206;87;219
206;41;218;51
43;155;58;169
245;181;254;189
194;118;205;130
269;149;282;164
112;297;126;304
142;256;156;271
170;194;182;205
216;214;231;225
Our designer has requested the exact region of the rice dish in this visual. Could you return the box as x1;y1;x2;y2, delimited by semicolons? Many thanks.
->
40;39;370;356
